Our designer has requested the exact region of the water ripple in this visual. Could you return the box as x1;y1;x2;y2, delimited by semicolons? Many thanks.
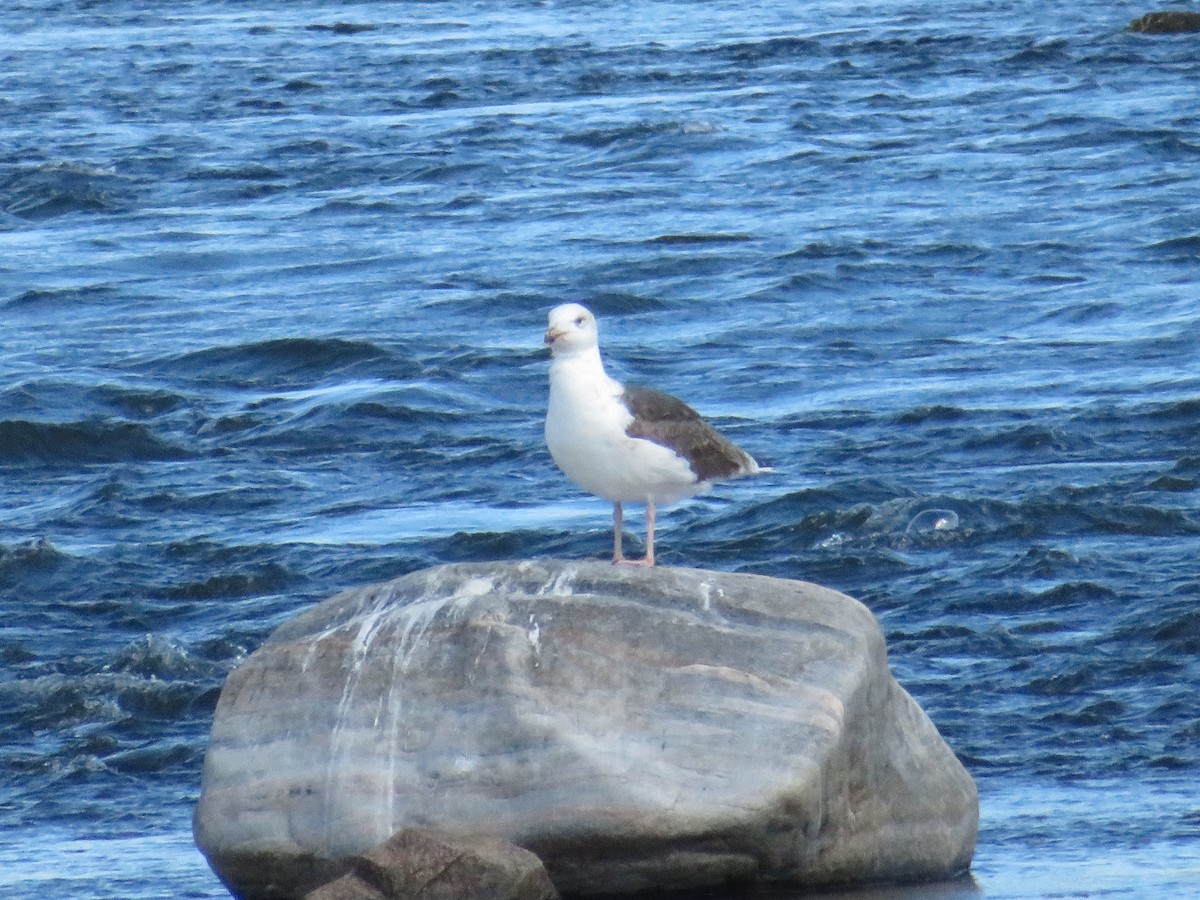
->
3;1;1200;896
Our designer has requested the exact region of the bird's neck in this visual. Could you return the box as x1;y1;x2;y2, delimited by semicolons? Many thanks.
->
548;346;620;400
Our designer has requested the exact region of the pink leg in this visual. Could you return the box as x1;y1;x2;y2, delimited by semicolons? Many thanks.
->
644;499;656;567
612;502;626;563
614;500;655;568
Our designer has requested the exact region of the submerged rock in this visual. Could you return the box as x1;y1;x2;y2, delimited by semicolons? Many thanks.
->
194;561;977;898
1128;10;1200;33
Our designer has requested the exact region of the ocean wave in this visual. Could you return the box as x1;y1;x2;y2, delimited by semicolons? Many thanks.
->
106;634;207;678
892;404;968;425
561;119;724;150
711;36;821;64
1005;38;1072;66
700;482;1200;576
146;337;398;389
3;284;120;310
185;163;285;182
961;424;1075;453
304;197;400;215
644;232;757;246
0;420;189;466
778;240;871;261
92;385;189;420
0;538;67;575
1146;233;1200;257
0;162;134;220
0;634;225;781
2;379;194;424
163;564;295;601
104;741;200;776
305;22;378;36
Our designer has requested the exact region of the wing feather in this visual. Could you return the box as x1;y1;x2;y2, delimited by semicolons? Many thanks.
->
621;384;756;482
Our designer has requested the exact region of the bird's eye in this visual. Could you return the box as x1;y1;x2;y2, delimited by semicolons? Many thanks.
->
574;316;586;326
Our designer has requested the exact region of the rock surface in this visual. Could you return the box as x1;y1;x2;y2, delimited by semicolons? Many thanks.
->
304;829;559;900
1128;10;1200;32
194;560;977;898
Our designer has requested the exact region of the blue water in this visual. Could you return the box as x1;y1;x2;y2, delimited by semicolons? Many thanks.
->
3;1;1199;897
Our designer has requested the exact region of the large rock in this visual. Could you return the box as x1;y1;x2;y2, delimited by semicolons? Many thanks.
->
195;561;977;898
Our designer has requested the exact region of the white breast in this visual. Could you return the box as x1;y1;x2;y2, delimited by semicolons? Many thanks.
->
545;356;702;505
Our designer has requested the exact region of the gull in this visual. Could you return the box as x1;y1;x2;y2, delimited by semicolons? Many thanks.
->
544;302;768;566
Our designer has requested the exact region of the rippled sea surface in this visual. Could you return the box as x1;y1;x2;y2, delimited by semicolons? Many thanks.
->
3;1;1199;897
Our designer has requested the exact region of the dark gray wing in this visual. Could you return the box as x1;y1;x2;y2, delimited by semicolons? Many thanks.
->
621;384;754;482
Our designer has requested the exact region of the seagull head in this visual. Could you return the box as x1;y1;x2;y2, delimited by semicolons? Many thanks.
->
544;303;599;356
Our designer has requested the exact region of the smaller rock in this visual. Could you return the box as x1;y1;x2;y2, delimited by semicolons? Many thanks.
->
307;874;379;900
304;829;559;900
1128;10;1200;33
